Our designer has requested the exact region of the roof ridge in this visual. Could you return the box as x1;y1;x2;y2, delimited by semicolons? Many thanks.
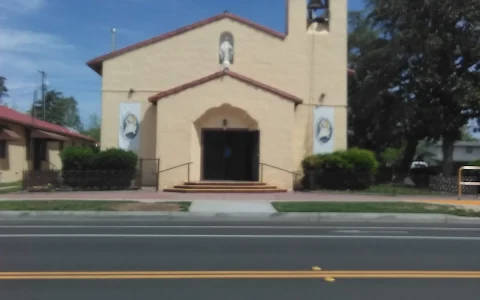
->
86;12;286;75
0;106;95;142
148;69;302;104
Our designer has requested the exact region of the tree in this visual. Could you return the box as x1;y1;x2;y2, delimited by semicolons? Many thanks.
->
461;125;478;141
81;114;101;142
0;76;8;104
347;11;407;154
367;0;480;175
31;89;83;131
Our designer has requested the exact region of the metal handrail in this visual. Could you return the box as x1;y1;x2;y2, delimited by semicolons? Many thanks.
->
159;162;193;182
458;166;480;199
259;162;301;182
47;161;58;170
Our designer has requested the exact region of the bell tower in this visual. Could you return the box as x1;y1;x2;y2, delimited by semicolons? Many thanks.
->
307;0;329;27
286;0;335;37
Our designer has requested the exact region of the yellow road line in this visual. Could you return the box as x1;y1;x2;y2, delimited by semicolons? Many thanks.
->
1;270;480;280
3;270;480;275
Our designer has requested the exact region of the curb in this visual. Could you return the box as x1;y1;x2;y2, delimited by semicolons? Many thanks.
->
0;211;479;224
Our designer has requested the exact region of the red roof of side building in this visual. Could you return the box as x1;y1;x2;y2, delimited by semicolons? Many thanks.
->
0;106;96;142
86;11;356;76
148;69;303;104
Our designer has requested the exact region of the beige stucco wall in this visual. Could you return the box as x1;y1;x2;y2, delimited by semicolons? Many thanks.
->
0;122;27;183
99;0;348;189
0;120;92;183
156;76;295;189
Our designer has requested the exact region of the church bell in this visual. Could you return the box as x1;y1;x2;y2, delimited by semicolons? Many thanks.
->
307;0;328;10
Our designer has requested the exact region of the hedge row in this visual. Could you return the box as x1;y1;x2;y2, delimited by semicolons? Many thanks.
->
60;147;138;189
302;148;379;190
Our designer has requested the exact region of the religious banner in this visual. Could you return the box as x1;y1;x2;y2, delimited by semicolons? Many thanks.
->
313;106;334;154
119;102;141;152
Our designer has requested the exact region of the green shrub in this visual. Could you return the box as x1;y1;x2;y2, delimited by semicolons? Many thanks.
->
60;147;138;190
60;146;95;170
469;160;480;167
301;148;379;190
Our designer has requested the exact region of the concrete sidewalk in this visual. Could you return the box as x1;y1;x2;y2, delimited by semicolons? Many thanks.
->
189;200;276;213
1;189;477;202
0;190;479;213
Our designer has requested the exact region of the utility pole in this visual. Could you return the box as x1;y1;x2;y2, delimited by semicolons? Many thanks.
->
32;90;37;117
38;70;46;120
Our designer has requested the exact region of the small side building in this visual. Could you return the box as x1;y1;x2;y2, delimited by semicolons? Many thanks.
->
0;106;96;184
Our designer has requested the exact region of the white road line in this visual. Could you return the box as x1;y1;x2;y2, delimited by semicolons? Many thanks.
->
0;234;480;240
331;230;409;234
0;225;479;231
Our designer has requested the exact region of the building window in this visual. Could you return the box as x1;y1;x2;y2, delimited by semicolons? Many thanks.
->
466;146;473;154
0;140;6;159
59;141;64;151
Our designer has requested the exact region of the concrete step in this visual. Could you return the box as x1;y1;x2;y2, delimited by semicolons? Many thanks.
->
164;188;288;193
174;185;278;189
184;181;267;186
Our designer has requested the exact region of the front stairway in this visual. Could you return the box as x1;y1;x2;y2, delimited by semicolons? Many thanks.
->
164;181;287;193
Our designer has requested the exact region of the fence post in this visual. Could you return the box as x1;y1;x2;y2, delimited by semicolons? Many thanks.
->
260;163;264;182
138;158;143;188
391;166;396;196
156;159;160;192
458;166;462;200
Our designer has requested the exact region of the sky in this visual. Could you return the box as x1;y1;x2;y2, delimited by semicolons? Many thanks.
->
0;0;364;128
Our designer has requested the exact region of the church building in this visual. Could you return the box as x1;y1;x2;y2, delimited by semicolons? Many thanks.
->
87;0;353;191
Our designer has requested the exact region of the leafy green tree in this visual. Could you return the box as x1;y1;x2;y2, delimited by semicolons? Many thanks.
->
347;10;406;153
367;0;480;174
461;125;478;141
81;114;101;142
32;89;83;131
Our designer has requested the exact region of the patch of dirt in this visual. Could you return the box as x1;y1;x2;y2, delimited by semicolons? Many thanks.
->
109;203;184;212
423;204;444;210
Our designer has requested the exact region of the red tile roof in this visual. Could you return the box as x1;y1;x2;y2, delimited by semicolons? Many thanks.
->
148;69;303;104
0;106;96;142
86;12;286;75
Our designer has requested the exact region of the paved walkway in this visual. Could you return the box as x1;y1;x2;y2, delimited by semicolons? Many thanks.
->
189;200;276;213
2;190;477;202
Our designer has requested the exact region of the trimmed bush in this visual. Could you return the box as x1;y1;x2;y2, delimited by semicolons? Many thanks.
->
301;148;379;190
60;146;95;170
60;147;138;190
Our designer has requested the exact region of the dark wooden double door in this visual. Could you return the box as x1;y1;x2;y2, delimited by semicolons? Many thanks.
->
202;129;259;181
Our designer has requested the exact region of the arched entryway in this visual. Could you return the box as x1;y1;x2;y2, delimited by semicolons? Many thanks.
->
194;104;259;181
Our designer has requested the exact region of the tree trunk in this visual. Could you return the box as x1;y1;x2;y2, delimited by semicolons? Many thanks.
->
441;135;455;175
399;137;418;175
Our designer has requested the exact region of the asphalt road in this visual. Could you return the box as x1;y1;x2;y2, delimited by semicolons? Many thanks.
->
1;219;480;299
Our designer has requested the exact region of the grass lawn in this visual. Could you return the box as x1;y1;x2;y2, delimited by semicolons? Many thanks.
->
272;202;480;217
0;180;21;188
0;201;191;212
0;180;22;194
0;186;22;194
